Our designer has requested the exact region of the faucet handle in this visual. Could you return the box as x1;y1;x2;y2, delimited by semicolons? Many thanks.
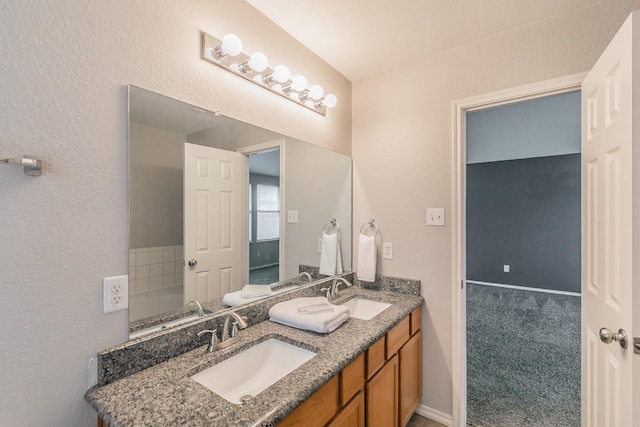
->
320;287;331;299
231;320;241;338
197;329;219;353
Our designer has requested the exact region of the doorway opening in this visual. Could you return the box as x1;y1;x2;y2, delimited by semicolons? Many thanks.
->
247;148;281;284
451;73;587;427
465;92;581;426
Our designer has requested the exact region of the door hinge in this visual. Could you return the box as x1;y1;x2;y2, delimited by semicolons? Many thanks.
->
461;280;465;290
634;337;640;355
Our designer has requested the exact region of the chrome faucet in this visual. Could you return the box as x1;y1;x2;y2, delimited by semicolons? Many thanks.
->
296;272;313;283
321;277;353;300
197;328;219;353
221;313;248;342
184;300;205;317
331;277;352;298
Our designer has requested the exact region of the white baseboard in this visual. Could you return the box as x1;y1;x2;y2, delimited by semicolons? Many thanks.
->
466;279;581;297
415;404;453;426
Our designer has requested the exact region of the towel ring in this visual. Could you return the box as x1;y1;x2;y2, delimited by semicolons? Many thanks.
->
323;218;340;235
359;219;378;237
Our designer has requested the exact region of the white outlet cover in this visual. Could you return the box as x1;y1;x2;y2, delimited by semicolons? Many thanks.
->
287;210;299;223
426;208;445;226
103;275;129;314
383;242;393;260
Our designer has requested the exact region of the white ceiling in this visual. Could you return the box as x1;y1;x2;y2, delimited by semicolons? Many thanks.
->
248;0;603;82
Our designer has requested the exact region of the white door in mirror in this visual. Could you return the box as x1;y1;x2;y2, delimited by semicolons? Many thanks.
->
103;275;129;313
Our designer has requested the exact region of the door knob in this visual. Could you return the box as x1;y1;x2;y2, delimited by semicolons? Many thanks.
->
599;327;628;349
188;259;198;267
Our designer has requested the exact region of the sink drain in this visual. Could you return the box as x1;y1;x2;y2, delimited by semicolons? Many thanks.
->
239;394;253;404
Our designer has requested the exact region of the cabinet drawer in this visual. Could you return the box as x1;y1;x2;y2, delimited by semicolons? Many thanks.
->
410;307;421;335
366;336;386;379
278;375;340;427
386;316;410;358
340;353;365;405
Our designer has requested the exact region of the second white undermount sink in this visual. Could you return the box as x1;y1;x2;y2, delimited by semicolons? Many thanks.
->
341;297;391;320
190;338;316;404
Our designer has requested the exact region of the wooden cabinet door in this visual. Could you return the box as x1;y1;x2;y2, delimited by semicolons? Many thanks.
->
327;392;365;427
365;355;398;427
278;376;340;427
399;333;421;427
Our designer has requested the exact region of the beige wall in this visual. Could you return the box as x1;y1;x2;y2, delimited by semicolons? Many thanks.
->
130;123;185;249
352;1;640;418
0;1;351;425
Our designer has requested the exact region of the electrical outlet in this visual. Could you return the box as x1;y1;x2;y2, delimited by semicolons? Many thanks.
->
383;243;393;260
103;275;129;314
426;208;445;226
287;210;298;223
503;264;510;273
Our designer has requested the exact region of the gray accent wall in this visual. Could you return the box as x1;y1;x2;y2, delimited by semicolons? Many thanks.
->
466;154;581;293
466;91;581;164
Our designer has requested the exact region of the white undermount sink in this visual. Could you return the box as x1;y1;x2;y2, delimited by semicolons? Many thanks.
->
341;297;392;320
190;338;316;404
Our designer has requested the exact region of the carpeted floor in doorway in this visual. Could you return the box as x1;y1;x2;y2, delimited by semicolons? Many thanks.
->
466;283;581;427
249;265;279;284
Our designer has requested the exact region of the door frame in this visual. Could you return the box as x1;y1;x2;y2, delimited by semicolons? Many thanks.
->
237;139;286;283
451;72;587;427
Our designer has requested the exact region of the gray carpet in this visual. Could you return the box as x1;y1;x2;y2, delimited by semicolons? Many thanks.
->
466;283;581;427
249;265;279;284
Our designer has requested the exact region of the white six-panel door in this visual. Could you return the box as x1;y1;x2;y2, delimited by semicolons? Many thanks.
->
581;11;638;427
184;143;243;303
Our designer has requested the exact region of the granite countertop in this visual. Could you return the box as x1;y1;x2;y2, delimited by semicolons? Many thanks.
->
86;287;423;427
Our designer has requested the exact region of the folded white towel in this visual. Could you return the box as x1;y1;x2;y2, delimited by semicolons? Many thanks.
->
296;297;334;314
269;298;350;333
241;284;272;298
319;232;343;276
357;233;377;282
222;289;271;307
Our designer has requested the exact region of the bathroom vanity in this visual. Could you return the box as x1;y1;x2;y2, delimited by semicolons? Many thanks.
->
87;276;423;427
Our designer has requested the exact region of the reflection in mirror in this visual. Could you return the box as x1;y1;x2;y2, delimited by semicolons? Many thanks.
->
128;86;352;339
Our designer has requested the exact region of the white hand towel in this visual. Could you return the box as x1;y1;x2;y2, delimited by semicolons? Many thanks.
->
357;233;377;282
269;298;350;333
319;232;344;276
296;296;334;314
241;284;272;298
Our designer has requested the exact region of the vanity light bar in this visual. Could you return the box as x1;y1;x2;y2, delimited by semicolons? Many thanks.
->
201;32;337;116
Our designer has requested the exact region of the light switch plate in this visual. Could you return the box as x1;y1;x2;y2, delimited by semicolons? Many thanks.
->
103;275;129;313
287;210;299;223
426;208;445;226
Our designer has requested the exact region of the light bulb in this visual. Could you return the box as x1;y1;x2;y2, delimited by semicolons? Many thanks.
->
291;75;307;92
323;94;337;108
272;65;290;83
219;34;242;56
308;85;324;100
248;52;268;72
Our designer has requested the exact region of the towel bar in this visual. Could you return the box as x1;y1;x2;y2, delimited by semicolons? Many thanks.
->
1;155;43;176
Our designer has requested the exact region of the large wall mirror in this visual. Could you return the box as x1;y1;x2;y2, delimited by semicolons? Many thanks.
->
128;86;352;339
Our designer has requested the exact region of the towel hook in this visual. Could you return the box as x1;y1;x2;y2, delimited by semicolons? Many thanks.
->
1;155;43;176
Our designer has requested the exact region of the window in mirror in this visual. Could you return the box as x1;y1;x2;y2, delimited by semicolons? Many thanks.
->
255;184;280;241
